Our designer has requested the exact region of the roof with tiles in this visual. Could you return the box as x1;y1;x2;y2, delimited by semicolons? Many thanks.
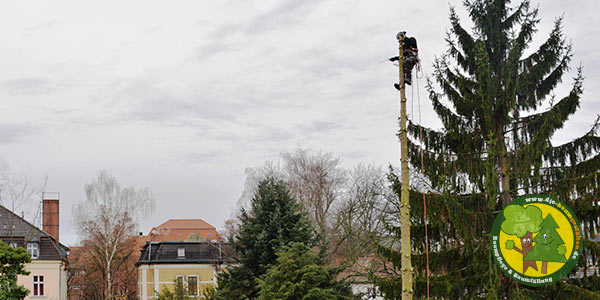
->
0;204;68;261
137;219;222;247
156;219;215;230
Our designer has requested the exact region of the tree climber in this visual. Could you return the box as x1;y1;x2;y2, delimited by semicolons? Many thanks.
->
391;35;419;89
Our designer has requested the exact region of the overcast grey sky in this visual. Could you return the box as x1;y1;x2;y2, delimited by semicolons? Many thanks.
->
0;1;598;246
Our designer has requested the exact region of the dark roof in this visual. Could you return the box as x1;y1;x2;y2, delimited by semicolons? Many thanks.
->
0;204;68;260
137;241;236;265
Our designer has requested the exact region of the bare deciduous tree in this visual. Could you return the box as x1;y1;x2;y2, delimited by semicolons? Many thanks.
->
281;149;347;238
73;170;154;300
0;171;48;246
0;172;47;226
332;164;388;262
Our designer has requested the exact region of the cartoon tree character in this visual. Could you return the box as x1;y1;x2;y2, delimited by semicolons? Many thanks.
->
524;213;567;274
501;205;543;273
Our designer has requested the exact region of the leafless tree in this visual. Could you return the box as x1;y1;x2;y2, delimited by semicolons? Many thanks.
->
332;164;389;262
238;160;285;208
281;149;347;237
0;171;47;226
73;170;154;300
220;218;240;242
0;171;49;246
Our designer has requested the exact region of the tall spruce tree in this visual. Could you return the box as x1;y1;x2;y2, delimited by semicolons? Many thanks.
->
375;0;600;299
216;178;315;299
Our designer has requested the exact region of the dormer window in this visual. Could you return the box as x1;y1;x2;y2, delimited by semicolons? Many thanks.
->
177;247;185;258
27;243;39;259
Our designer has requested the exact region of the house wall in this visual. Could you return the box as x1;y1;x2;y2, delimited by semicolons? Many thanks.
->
138;264;218;300
18;260;67;300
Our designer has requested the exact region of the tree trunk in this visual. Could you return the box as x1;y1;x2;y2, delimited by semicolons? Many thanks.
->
107;258;111;300
498;122;511;206
398;33;413;300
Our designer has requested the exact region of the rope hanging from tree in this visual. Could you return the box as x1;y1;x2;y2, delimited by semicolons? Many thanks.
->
409;58;430;300
415;63;430;300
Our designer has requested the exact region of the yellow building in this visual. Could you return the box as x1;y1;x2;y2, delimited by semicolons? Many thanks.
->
136;241;234;299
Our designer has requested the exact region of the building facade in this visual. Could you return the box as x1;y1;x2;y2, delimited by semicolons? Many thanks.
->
0;194;68;300
136;241;234;300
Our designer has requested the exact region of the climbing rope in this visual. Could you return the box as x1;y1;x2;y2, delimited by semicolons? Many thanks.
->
415;62;430;300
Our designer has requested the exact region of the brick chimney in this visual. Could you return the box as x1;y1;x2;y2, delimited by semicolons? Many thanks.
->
42;192;60;243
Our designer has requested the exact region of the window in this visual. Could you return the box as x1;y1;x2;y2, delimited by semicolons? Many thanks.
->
33;276;44;296
175;275;184;289
177;247;185;258
187;276;198;296
9;242;18;248
27;243;39;259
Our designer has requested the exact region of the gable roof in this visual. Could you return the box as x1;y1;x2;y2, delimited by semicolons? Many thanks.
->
156;219;215;230
140;219;222;243
0;204;68;260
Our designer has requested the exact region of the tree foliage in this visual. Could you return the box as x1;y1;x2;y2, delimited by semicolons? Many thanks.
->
156;279;190;300
257;242;356;300
0;240;31;300
375;0;600;299
216;178;316;299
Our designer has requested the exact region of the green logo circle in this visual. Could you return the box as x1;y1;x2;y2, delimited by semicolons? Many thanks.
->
490;194;582;286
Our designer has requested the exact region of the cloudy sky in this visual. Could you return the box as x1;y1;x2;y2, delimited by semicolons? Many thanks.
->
0;0;597;246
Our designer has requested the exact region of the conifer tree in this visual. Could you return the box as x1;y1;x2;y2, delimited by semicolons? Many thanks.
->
215;178;315;299
257;242;355;300
375;0;600;299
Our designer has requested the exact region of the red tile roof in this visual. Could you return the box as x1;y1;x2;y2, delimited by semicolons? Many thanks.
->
155;219;215;230
137;219;222;247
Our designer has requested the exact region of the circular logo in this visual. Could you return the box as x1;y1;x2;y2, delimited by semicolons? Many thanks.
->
490;194;582;286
